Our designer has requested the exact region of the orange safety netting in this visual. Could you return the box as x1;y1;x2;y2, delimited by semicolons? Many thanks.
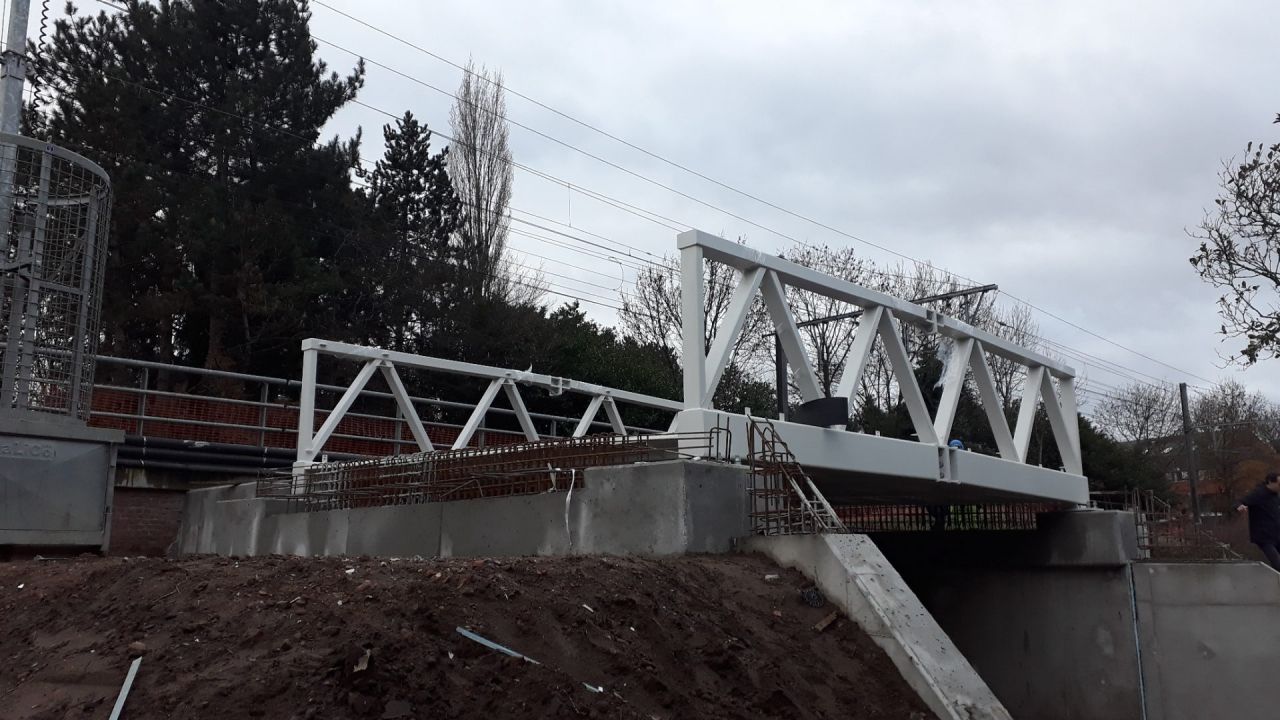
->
87;387;526;456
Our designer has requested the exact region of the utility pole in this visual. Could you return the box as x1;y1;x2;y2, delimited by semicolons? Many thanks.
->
769;283;999;420
1179;382;1201;523
0;0;30;133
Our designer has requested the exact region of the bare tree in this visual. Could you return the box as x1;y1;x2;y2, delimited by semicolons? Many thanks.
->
781;245;877;396
449;61;537;304
1189;115;1280;365
1092;382;1182;448
850;260;997;413
619;241;768;381
1191;379;1280;500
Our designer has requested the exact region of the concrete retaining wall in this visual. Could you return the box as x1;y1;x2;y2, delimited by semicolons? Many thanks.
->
743;533;1012;720
876;519;1280;720
913;566;1143;720
1134;562;1280;720
177;460;750;558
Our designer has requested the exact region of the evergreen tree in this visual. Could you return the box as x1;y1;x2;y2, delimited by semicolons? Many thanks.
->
365;111;460;353
30;0;367;374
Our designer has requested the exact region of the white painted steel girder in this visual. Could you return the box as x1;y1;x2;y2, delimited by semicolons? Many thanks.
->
292;340;682;485
674;228;1086;497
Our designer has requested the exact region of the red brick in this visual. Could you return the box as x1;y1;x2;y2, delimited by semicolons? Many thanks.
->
109;487;186;556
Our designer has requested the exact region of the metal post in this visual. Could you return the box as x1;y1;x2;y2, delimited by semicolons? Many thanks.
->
137;367;148;435
0;0;31;412
391;401;403;457
257;381;268;448
1179;382;1200;523
0;0;30;135
774;335;786;420
295;347;318;466
679;241;706;409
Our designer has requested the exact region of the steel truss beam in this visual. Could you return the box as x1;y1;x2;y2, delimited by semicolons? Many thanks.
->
293;340;681;485
675;228;1083;483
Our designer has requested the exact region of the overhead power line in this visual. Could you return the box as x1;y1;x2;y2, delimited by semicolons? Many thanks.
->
311;1;1217;389
1000;292;1216;386
78;4;1217;388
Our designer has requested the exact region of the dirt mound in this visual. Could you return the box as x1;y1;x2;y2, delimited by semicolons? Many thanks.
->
0;554;928;719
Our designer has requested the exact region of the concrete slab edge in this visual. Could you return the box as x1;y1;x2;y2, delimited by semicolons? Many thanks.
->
741;533;1012;720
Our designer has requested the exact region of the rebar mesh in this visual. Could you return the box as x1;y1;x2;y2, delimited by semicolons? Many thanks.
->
0;134;111;420
833;502;1070;532
258;430;730;513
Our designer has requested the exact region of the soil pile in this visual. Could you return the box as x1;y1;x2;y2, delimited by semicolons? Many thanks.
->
0;553;929;719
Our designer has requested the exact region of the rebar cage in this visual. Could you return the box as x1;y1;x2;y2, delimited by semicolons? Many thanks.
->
0;134;111;420
259;429;732;513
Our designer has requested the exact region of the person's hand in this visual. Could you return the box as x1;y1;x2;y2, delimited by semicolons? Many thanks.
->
1237;504;1248;513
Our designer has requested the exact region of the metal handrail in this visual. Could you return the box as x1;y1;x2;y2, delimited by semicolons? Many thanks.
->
92;354;663;435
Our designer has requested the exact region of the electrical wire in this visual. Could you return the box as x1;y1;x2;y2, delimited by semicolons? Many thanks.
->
311;0;1219;389
61;9;1219;389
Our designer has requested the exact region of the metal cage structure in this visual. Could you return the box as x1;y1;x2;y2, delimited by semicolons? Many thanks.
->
0;134;112;420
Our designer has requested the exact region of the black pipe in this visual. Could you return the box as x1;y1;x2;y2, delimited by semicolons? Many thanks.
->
122;435;363;462
123;435;294;457
117;445;292;469
116;458;272;475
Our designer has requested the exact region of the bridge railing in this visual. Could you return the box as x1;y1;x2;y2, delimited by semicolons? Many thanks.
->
677;229;1082;475
293;339;684;470
86;354;663;460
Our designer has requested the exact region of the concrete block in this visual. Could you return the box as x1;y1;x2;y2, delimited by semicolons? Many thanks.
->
744;533;1012;720
176;460;754;559
576;461;691;555
1035;510;1139;566
681;461;751;552
440;493;571;557
1133;562;1280;720
211;498;289;556
347;504;443;558
268;508;347;557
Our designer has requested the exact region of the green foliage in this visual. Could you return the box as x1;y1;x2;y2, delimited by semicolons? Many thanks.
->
361;111;460;353
1080;417;1168;494
31;0;367;373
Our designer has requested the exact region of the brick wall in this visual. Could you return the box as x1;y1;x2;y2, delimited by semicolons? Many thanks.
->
109;487;186;556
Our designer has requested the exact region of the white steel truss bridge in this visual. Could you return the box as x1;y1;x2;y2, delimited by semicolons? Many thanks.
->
293;230;1087;507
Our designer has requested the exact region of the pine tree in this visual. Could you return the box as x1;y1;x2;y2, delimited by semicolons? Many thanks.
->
365;111;461;352
29;0;367;374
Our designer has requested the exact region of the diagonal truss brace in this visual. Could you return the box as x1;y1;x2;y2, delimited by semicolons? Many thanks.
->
380;362;433;453
1012;366;1082;474
572;394;628;437
701;266;766;407
833;306;936;444
301;358;379;465
932;339;1017;460
453;378;541;450
760;270;823;403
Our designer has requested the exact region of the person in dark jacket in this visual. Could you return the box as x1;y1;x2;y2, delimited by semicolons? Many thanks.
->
1236;473;1280;570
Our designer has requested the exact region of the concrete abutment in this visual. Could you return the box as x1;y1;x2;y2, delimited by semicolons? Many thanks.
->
176;459;1280;720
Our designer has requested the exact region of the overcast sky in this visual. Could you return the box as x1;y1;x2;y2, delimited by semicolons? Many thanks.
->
198;2;1280;403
